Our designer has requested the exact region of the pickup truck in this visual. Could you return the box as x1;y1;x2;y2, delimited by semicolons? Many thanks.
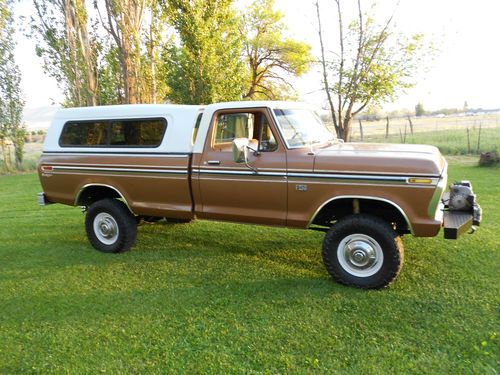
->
37;101;481;289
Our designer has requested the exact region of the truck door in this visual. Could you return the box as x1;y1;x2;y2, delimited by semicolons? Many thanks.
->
197;107;287;226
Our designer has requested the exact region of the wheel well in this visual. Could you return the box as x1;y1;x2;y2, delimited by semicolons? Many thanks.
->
310;197;411;234
75;185;128;209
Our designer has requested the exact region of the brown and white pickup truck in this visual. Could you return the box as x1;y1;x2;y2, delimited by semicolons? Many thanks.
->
38;101;481;288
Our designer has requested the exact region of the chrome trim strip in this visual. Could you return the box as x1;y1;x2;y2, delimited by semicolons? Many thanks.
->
198;177;287;183
194;168;438;185
310;169;440;177
53;165;187;174
290;180;434;188
198;165;284;171
428;165;448;219
46;162;186;169
307;195;414;235
43;152;190;158
74;183;134;213
51;171;186;180
289;172;408;183
194;169;286;177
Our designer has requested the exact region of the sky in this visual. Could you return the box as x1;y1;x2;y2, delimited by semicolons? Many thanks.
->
11;0;500;127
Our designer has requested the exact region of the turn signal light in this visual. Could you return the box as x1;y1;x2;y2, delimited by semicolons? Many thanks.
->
408;177;433;184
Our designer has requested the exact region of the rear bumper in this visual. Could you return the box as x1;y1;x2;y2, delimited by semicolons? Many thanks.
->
442;192;482;240
37;192;53;206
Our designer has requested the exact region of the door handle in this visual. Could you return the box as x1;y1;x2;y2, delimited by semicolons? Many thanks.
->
207;160;221;165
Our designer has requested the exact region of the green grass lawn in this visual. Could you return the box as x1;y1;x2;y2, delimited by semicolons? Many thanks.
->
0;161;498;374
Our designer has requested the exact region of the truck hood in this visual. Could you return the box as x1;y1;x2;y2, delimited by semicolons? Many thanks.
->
313;142;446;176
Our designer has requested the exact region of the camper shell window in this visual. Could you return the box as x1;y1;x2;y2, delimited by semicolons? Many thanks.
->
59;118;167;148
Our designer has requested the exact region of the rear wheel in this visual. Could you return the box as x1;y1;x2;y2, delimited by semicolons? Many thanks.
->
85;199;137;253
322;214;404;289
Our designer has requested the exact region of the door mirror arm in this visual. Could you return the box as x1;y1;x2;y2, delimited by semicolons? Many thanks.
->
246;144;261;157
232;138;258;173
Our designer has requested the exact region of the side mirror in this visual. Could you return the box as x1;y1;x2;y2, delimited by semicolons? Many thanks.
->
232;138;250;163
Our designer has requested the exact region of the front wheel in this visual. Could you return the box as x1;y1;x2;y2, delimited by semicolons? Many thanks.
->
85;199;137;253
322;214;404;289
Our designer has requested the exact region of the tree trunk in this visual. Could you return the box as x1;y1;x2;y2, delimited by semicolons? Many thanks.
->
0;138;10;171
14;144;22;169
73;0;97;106
342;116;352;142
149;26;157;104
63;0;83;106
102;0;144;105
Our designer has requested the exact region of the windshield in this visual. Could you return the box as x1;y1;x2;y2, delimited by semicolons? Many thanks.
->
273;108;335;148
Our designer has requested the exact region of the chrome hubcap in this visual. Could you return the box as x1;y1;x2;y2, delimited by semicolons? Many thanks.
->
94;213;119;245
337;234;383;277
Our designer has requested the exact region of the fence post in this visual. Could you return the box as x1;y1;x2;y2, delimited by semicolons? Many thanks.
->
467;128;471;154
407;115;414;135
358;119;364;141
476;123;482;154
385;116;390;139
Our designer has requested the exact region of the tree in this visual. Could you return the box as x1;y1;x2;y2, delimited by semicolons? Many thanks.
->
415;102;425;117
97;0;149;104
31;0;98;107
163;0;245;104
0;0;25;169
315;0;426;141
31;0;167;106
241;0;312;100
0;0;6;30
97;45;125;105
140;0;170;103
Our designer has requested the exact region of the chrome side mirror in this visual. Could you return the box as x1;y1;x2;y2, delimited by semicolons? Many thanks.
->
232;138;249;163
232;138;257;173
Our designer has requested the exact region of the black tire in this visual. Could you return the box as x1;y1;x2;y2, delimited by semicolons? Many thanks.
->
85;199;137;253
322;214;404;289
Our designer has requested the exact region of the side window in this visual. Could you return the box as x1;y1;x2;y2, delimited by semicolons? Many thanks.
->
59;122;107;146
258;116;278;152
212;111;279;152
59;118;167;147
214;113;254;145
109;119;166;147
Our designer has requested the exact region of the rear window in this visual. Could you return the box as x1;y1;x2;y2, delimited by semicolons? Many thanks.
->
59;118;167;147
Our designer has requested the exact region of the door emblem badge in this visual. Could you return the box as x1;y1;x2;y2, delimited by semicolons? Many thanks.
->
296;184;308;192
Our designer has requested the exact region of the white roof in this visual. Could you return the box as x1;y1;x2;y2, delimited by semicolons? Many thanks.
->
52;104;203;120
